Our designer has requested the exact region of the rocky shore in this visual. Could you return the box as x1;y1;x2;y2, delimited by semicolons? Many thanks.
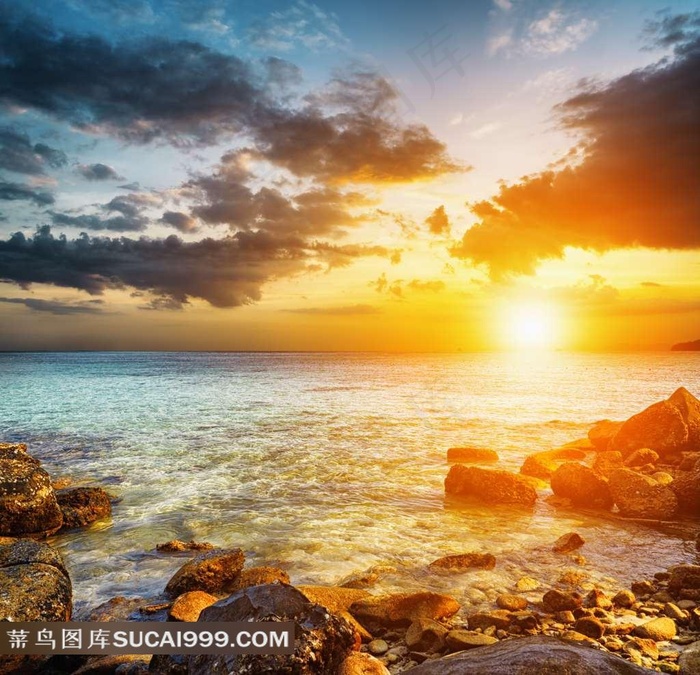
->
1;388;699;674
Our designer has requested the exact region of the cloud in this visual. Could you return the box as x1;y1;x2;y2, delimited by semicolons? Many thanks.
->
247;1;349;52
283;304;381;316
161;211;199;233
523;8;597;56
642;11;700;54
0;128;67;175
493;0;513;11
76;163;125;181
451;23;700;277
50;212;148;232
640;281;663;288
0;180;54;205
425;205;450;235
487;30;514;56
407;279;446;293
65;0;155;24
0;296;106;315
469;122;502;139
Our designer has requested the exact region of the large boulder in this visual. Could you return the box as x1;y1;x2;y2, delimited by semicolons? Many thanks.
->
445;465;537;508
0;442;38;464
610;387;700;457
592;451;624;478
189;583;356;675
164;548;245;597
56;487;112;530
588;421;624;452
521;448;587;480
608;469;678;519
402;636;655;674
550;463;613;509
0;458;63;536
670;463;700;513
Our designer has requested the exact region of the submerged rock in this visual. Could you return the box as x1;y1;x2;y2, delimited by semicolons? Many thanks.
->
164;548;245;597
190;583;356;675
446;447;499;463
56;487;112;530
552;532;585;553
429;552;496;571
550;462;613;510
445;465;537;508
156;540;214;553
608;469;678;520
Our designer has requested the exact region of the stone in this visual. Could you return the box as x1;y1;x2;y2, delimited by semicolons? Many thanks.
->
467;611;511;631
592;452;624;478
445;465;537;508
509;612;539;632
337;653;390;675
429;553;496;571
671;466;700;514
609;469;678;519
402;635;655;674
669;565;700;593
446;447;498;463
406;618;448;652
350;591;460;628
653;472;674;486
444;630;498;651
585;589;612;610
496;594;527;611
367;639;389;656
76;596;148;622
680;453;700;471
552;532;585;553
631;580;655;596
190;584;356;675
624;448;660;467
56;487;112;530
551;462;613;509
574;616;605;639
555;611;575;624
542;590;582;613
588;421;624;452
634;616;677;641
168;591;216;622
298;585;372;642
664;603;686;621
156;540;214;552
624;638;659;660
230;566;290;590
520;448;587;480
679;640;700;675
0;443;37;463
0;459;63;536
164;548;244;597
515;576;540;592
0;539;72;622
70;655;151;675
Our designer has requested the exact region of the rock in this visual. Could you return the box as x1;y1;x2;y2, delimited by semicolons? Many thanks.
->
190;584;356;675
167;591;216;622
445;631;498;651
585;590;612;610
496;594;527;611
653;472;674;486
402;635;654;674
679;640;700;675
624;638;659;660
0;539;72;621
406;618;448;652
339;565;395;590
592;452;625;477
337;652;390;675
367;639;389;656
663;603;686;621
446;447;499;463
298;585;372;642
0;459;64;536
467;611;511;631
76;596;149;622
520;448;587;480
609;469;678;519
350;591;460;628
515;577;540;592
634;616;677;641
552;532;585;553
156;540;214;552
70;655;151;675
542;590;582;613
550;462;613;509
0;443;38;464
56;487;112;530
445;465;537;508
164;547;244;597
429;553;496;571
669;565;700;593
574;616;605;639
230;566;290;590
149;654;188;674
631;580;656;596
610;387;700;457
671;465;700;514
680;453;700;470
589;421;624;452
624;448;659;467
555;610;576;624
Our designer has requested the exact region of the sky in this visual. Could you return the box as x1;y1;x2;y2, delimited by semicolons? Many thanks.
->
0;0;698;351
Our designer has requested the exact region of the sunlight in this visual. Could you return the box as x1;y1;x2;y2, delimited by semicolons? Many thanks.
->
505;302;558;350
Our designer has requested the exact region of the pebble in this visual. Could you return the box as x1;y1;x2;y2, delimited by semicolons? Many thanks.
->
368;640;389;656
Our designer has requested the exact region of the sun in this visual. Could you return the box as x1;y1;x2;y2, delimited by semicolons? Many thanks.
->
505;302;558;350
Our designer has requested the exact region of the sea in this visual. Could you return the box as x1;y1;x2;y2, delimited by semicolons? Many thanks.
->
1;351;698;615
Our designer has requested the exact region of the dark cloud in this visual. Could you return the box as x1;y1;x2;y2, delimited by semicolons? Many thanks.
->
161;211;199;233
451;23;700;277
0;180;54;205
50;212;148;232
76;163;124;181
0;128;67;175
283;304;381;316
0;296;105;315
118;182;142;192
643;11;700;54
425;205;450;235
0;226;390;308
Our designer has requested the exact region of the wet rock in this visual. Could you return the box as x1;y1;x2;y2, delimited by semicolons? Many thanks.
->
156;540;214;553
496;594;527;611
164;547;244;597
585;590;612;610
574;616;605;639
76;596;149;622
445;465;537;508
520;448;587;480
552;532;585;553
367;639;389;656
429;552;496;571
167;591;216;622
0;539;72;621
445;631;498;651
339;565;395;590
298;585;372;642
190;583;356;675
56;487;112;530
609;468;678;519
610;387;700;457
406;618;448;652
230;566;290;590
542;590;582;613
446;447;498;463
669;565;700;593
592;451;625;478
403;635;654;674
468;611;511;631
670;465;700;514
338;652;390;675
0;459;64;536
0;443;38;464
631;580;656;597
551;462;613;509
515;576;540;592
624;448;660;467
634;616;677;641
350;591;460;628
589;421;625;452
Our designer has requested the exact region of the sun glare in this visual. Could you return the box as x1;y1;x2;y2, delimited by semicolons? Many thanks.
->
505;302;558;350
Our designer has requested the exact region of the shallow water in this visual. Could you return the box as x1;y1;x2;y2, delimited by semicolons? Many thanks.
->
1;351;698;615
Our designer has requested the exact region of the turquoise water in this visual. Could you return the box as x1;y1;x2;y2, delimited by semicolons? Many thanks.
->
1;351;698;614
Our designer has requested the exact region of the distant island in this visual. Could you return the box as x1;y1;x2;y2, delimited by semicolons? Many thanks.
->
671;339;700;351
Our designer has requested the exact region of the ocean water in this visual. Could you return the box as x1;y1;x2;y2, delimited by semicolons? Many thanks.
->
1;351;698;615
